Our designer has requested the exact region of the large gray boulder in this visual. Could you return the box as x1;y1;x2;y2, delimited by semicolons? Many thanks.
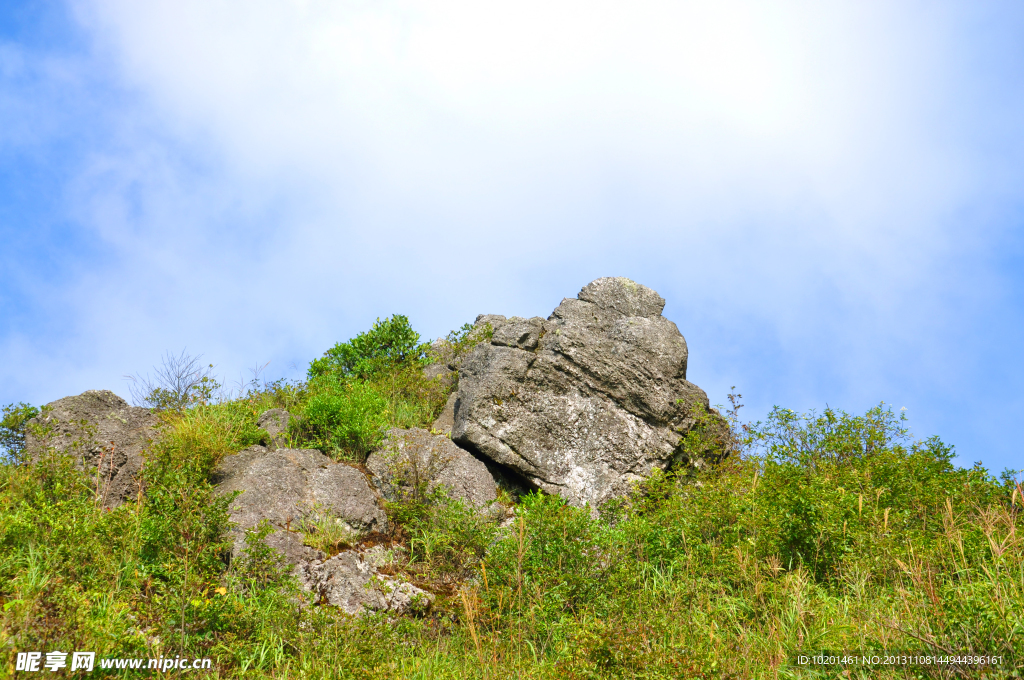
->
452;277;719;510
213;447;387;564
24;390;160;507
366;428;498;509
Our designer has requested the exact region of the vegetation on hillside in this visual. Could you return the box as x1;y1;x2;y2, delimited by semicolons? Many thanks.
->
0;316;1021;678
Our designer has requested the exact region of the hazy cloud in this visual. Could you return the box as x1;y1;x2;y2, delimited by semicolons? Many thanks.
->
1;0;1022;469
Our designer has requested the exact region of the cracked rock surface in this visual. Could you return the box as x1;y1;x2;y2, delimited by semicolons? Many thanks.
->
452;277;716;509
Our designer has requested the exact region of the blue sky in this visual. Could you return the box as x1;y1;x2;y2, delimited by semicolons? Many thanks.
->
1;1;1022;473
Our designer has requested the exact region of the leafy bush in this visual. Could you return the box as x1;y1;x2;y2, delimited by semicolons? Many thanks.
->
738;404;1002;580
303;315;450;442
388;490;498;586
485;493;617;619
300;377;390;460
1;401;39;463
371;364;448;431
231;520;294;594
308;315;428;381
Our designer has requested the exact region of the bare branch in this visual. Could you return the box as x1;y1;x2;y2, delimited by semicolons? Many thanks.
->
125;349;220;410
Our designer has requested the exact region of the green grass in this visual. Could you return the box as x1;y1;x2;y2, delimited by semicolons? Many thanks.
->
1;324;1021;678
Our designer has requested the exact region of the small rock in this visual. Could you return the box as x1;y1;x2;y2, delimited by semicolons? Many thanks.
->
257;408;296;450
298;550;433;615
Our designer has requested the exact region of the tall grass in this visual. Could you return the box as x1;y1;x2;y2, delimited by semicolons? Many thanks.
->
1;358;1020;677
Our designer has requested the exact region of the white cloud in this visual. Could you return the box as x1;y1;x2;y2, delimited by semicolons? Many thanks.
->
1;0;1021;467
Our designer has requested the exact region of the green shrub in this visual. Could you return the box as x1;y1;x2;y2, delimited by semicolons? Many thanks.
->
230;520;294;595
739;404;1002;580
388;490;498;586
370;364;448;431
1;402;39;464
301;377;390;460
308;314;428;381
485;493;617;620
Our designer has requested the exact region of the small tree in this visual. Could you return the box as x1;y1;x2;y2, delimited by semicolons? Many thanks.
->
0;402;39;464
125;350;220;411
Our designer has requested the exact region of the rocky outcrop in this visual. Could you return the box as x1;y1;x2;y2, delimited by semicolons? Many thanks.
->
214;447;435;616
452;277;719;510
366;428;498;509
24;390;160;507
213;447;387;563
297;546;432;615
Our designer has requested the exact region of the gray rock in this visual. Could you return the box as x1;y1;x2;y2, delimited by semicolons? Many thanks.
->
422;338;453;384
24;390;160;507
366;428;497;509
214;447;430;616
213;447;387;562
423;319;504;389
257;408;295;450
491;315;544;350
430;393;457;435
474;314;508;333
297;548;433;615
452;277;720;510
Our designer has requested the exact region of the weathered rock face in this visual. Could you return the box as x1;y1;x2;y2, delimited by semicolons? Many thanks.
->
213;447;387;563
24;390;160;507
452;277;716;510
297;546;432;615
366;428;498;509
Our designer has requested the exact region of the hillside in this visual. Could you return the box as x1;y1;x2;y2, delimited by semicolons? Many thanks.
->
1;279;1021;679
